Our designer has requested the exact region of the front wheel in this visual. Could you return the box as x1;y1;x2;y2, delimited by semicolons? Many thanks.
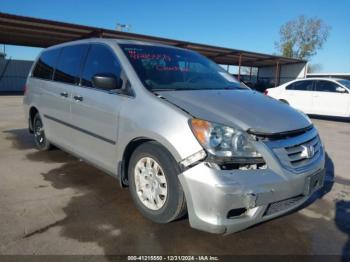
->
128;142;187;223
33;113;52;151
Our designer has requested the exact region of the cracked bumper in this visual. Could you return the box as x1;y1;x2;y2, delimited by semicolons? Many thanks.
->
178;154;325;234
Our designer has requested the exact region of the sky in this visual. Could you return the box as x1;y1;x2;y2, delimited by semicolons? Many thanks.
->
1;0;350;73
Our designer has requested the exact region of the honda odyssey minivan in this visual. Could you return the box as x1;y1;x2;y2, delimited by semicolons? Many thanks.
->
24;38;325;234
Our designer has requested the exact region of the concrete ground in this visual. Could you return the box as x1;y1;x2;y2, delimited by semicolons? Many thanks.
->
0;96;349;256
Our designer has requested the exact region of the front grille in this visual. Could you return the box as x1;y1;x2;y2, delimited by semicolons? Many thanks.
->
270;128;323;172
264;195;304;216
285;135;322;168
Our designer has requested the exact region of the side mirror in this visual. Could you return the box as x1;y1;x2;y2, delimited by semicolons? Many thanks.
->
92;74;122;91
336;86;347;93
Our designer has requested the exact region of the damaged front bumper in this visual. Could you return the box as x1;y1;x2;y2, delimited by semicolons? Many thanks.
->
178;153;325;234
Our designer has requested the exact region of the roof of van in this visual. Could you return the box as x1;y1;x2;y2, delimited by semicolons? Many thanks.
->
45;38;186;50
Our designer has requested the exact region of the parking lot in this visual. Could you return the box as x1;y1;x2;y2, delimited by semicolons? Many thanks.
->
0;95;349;256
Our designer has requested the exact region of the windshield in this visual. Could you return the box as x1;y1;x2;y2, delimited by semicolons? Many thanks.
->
338;79;350;90
120;44;244;91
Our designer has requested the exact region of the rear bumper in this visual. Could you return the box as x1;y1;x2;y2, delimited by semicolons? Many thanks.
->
178;151;325;234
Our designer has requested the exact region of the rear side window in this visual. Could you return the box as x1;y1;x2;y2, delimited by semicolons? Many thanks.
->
32;48;60;80
54;44;88;84
286;80;314;91
315;80;340;92
81;44;121;89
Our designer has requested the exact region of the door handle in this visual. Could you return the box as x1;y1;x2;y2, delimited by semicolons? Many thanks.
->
60;92;68;98
73;95;83;102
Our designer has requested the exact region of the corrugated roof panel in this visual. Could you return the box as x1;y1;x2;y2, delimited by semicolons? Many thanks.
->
0;12;307;67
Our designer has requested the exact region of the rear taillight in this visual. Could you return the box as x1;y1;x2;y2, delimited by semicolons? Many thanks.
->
264;90;268;95
23;85;27;94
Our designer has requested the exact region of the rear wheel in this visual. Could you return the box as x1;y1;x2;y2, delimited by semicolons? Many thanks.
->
33;113;52;151
128;142;187;223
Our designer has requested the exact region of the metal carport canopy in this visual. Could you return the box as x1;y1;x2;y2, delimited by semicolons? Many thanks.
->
0;12;305;68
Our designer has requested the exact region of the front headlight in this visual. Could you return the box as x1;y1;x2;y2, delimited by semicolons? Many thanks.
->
189;118;262;159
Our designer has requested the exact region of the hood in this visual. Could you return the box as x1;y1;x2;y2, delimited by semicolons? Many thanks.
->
157;89;312;134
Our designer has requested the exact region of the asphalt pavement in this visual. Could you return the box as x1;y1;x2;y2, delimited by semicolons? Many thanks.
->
0;96;349;258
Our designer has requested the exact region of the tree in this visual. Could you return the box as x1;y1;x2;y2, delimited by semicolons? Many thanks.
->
307;63;323;73
275;16;330;60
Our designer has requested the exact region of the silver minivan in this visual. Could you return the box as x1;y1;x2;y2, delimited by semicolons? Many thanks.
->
24;38;326;234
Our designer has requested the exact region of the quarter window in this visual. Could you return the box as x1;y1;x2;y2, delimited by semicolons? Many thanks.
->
81;44;121;89
54;44;88;84
286;81;314;91
315;80;341;92
32;48;60;80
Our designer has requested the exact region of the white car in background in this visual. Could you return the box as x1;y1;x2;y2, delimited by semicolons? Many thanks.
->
265;78;350;117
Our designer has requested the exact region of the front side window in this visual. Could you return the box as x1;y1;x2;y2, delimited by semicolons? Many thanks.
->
81;44;122;89
54;44;88;84
120;44;243;91
315;80;341;92
337;79;350;91
32;48;60;80
286;80;314;91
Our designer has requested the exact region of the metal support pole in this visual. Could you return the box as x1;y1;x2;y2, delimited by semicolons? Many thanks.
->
227;64;229;72
249;67;252;81
304;63;308;78
238;54;242;81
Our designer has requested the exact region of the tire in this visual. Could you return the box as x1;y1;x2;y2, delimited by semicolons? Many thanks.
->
33;113;52;151
128;141;187;223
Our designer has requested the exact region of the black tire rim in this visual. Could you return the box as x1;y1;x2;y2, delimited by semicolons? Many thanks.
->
34;118;45;146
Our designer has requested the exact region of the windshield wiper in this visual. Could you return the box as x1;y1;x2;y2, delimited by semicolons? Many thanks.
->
223;85;246;90
151;88;183;92
151;86;245;92
151;87;205;92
